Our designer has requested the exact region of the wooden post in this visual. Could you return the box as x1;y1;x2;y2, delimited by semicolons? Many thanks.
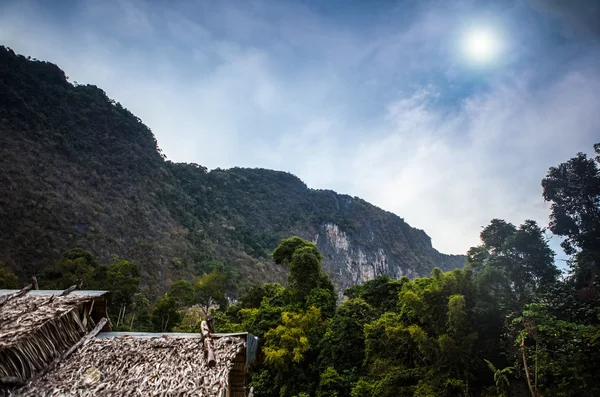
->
201;319;216;368
32;275;39;290
59;284;78;296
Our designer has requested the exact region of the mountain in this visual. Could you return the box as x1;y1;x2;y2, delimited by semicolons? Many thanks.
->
0;46;465;296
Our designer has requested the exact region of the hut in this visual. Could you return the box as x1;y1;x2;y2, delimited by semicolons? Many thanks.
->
0;286;257;397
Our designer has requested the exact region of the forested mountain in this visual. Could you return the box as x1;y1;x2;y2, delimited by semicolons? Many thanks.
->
0;46;464;296
2;46;600;397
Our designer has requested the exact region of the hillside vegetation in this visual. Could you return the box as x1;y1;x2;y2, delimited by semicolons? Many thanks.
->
0;45;463;296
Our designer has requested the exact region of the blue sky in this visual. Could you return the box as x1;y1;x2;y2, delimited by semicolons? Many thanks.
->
1;0;599;259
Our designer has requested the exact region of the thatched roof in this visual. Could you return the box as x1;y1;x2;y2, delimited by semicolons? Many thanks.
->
1;288;255;396
0;287;109;383
13;334;246;396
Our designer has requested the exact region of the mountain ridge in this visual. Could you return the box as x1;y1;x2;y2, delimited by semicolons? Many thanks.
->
0;45;465;296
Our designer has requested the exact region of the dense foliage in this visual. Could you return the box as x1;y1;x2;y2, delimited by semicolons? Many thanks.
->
212;143;598;397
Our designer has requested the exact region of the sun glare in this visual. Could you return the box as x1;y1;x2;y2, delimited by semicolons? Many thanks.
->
463;28;501;64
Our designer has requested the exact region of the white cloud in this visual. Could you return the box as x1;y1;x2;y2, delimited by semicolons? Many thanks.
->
348;60;600;254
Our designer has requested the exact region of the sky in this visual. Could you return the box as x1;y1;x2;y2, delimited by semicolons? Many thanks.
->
1;0;599;259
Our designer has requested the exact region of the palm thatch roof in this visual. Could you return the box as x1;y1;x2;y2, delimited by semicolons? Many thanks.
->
13;334;246;397
1;288;257;396
0;286;109;384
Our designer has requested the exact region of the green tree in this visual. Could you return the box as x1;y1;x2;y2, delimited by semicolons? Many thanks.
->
168;279;195;307
174;306;205;333
542;143;600;283
263;306;324;396
317;367;346;397
273;236;335;316
484;359;513;397
344;275;406;315
318;298;376;397
356;269;481;397
194;269;227;313
512;303;600;396
0;265;19;288
468;219;558;307
40;248;99;289
241;237;337;397
129;293;152;331
152;294;182;332
104;260;140;316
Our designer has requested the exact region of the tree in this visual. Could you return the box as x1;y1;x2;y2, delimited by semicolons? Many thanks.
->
511;303;600;396
168;279;195;308
0;265;19;288
344;275;406;315
318;298;376;397
237;283;284;309
129;293;152;331
194;269;227;313
273;236;335;315
317;367;346;397
263;306;323;396
104;260;140;315
264;306;322;370
484;359;513;397
356;269;481;397
542;143;600;282
40;248;98;289
468;219;558;307
151;294;182;332
174;306;205;333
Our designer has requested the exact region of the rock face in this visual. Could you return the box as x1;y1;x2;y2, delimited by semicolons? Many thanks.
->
314;221;464;296
314;217;464;295
0;46;465;296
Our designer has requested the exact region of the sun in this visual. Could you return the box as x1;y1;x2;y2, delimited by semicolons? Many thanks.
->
463;28;501;64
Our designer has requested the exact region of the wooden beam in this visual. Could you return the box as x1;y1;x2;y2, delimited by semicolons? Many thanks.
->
201;320;216;368
59;284;78;296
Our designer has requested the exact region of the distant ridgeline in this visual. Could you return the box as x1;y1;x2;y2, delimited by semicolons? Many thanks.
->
0;45;464;296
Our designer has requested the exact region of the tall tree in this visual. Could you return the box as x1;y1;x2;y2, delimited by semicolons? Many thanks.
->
468;219;558;306
273;236;335;316
542;143;600;282
104;260;140;315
